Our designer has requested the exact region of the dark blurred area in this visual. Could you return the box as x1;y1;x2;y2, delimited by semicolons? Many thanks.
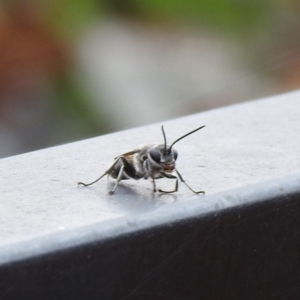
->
0;0;300;158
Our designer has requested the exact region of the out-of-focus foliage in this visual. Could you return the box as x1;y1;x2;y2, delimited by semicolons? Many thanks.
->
137;0;272;35
41;0;103;39
39;0;273;37
1;0;300;157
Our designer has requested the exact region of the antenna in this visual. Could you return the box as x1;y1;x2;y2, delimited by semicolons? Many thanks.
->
161;125;167;151
169;125;205;150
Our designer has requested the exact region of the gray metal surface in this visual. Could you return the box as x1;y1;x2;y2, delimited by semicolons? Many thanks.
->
0;171;299;267
1;90;300;248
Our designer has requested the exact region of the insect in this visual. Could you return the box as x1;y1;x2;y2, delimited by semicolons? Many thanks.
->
78;125;205;195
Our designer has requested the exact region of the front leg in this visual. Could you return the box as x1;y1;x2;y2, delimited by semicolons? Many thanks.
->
158;170;205;194
175;169;205;195
157;172;179;194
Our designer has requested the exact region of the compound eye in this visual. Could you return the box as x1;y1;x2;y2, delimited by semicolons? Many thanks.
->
149;148;161;164
173;149;178;161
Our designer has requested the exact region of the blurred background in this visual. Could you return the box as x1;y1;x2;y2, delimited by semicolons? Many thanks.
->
1;0;300;158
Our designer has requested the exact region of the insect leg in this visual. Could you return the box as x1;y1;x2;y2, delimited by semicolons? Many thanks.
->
78;157;122;187
151;178;157;193
175;169;205;195
109;164;125;195
158;172;179;194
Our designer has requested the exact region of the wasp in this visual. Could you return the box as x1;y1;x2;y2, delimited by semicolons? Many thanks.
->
78;125;205;195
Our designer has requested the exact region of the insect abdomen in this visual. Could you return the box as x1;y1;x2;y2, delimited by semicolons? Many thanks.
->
110;156;142;180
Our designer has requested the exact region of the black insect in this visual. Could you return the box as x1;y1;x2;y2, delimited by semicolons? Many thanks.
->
78;125;205;195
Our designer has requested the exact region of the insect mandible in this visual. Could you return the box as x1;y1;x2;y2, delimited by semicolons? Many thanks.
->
78;125;205;195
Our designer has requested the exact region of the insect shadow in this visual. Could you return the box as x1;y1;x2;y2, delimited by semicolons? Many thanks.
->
108;181;177;202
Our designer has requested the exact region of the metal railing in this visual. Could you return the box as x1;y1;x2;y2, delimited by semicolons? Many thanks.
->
1;90;300;299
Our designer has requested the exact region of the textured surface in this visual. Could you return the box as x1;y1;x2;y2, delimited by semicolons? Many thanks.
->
1;90;300;247
1;170;300;299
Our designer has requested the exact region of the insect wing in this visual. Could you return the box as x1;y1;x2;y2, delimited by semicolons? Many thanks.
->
114;149;140;160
